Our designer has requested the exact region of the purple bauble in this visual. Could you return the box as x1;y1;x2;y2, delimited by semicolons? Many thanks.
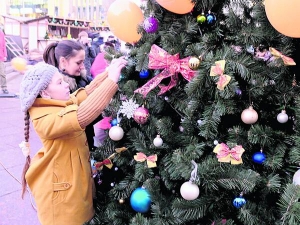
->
133;107;150;124
143;17;159;33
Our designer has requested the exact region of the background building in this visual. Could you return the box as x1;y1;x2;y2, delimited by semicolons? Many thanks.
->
3;0;107;27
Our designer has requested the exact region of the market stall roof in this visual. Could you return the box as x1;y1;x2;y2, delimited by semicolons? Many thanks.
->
0;15;49;24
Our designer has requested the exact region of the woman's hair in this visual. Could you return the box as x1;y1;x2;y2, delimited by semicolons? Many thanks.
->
21;111;31;198
43;40;84;68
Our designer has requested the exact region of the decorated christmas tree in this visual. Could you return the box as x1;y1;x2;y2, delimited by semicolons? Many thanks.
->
88;0;300;224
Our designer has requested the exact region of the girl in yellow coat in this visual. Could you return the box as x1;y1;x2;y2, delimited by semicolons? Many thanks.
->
19;58;127;225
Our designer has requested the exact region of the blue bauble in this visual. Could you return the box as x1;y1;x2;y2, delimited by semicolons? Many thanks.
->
252;152;266;164
130;187;151;213
110;118;118;126
206;14;216;24
119;74;125;81
233;196;246;208
139;70;150;79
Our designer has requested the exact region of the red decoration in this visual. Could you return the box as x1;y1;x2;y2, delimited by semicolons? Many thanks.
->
134;44;196;98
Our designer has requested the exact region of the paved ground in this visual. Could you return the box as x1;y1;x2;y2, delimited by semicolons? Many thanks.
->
0;69;41;225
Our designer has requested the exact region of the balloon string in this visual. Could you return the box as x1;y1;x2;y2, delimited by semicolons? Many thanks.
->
189;160;198;183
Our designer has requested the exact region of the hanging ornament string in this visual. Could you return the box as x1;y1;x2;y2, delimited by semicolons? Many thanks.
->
190;160;199;183
283;93;287;110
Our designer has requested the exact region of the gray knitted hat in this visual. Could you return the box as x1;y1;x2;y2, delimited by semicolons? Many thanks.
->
20;62;59;112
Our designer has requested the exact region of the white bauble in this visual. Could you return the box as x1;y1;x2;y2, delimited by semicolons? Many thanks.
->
241;106;258;124
180;181;199;200
153;135;163;147
293;169;300;185
109;125;124;141
277;110;288;123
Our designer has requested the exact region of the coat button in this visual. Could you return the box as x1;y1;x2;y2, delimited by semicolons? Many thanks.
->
64;183;70;188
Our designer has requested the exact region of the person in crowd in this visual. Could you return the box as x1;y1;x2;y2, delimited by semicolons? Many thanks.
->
0;28;8;94
78;31;97;76
90;42;115;78
43;40;91;92
19;58;127;225
90;42;116;147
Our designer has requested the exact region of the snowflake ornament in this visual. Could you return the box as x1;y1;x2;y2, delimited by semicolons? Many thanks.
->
119;99;140;119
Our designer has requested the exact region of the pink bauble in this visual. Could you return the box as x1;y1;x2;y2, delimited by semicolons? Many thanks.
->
241;106;258;124
133;106;150;124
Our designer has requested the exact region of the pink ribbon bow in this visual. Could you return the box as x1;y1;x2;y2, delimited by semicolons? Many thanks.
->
213;143;245;165
134;44;196;98
134;152;157;168
269;47;296;66
98;116;112;130
209;60;231;90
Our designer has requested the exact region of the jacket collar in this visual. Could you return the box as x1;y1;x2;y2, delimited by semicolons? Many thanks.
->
29;93;79;120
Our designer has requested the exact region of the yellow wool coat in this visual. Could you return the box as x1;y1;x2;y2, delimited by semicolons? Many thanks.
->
26;89;96;225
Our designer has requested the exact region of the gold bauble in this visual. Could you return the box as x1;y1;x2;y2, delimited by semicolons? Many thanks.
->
119;198;125;204
188;56;201;70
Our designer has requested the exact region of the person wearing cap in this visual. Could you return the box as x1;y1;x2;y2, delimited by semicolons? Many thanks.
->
78;31;97;77
19;57;127;225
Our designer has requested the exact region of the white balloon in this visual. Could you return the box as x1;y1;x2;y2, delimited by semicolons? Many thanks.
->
180;181;199;200
277;110;288;123
109;125;124;141
153;135;163;147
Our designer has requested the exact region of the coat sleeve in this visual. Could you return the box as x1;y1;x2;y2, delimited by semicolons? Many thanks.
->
32;104;84;140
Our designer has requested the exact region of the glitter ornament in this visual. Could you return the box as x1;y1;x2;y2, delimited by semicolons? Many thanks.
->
130;187;151;213
197;13;206;24
277;110;288;123
133;106;150;124
180;181;200;200
143;16;159;33
235;88;242;95
233;196;246;208
188;56;201;70
119;74;125;81
197;119;203;125
206;12;216;24
179;126;184;132
109;125;124;141
241;106;258;124
153;135;163;147
252;151;266;164
111;118;118;126
139;70;150;79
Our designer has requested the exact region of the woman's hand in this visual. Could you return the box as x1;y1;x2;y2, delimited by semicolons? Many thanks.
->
107;56;128;83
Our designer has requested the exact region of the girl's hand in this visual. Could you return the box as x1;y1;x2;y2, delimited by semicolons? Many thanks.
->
107;56;128;83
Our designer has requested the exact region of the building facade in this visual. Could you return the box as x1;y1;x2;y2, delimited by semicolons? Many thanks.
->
3;0;106;26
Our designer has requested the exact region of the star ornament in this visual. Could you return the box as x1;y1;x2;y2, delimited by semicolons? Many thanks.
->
119;99;140;119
